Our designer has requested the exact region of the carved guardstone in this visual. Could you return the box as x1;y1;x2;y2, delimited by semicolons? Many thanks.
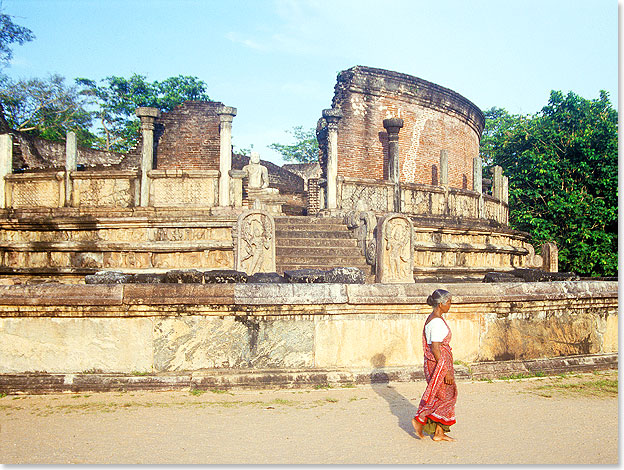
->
375;214;414;284
235;210;276;275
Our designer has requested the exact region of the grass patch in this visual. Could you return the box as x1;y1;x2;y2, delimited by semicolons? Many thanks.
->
499;372;545;381
313;384;331;390
532;377;617;398
131;371;151;376
270;398;298;406
189;389;206;396
340;383;356;388
325;397;338;403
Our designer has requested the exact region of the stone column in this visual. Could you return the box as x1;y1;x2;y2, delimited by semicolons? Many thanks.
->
439;149;448;187
322;108;343;210
217;105;237;207
502;175;509;204
492;165;503;200
473;156;482;193
65;131;77;207
135;107;161;207
0;134;11;208
383;117;404;212
541;242;558;272
473;156;484;219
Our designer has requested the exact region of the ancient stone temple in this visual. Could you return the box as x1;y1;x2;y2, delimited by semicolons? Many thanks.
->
0;66;617;392
0;66;556;284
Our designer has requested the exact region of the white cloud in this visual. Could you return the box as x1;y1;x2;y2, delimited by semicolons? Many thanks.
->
224;32;269;52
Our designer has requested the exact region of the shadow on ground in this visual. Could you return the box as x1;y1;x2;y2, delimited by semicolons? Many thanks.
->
369;353;420;437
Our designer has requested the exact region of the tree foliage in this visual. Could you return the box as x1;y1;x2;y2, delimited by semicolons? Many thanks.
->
0;10;34;68
0;74;96;146
269;126;319;163
76;74;211;152
480;91;618;277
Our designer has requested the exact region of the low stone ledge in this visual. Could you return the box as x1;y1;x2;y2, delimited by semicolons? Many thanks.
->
345;281;618;305
470;353;618;380
122;284;235;305
234;283;348;305
0;354;616;394
0;284;123;306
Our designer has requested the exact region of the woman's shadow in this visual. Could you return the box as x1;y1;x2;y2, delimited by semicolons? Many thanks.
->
370;353;421;437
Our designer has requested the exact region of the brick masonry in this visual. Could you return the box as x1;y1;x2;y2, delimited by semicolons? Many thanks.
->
153;101;223;171
321;66;485;190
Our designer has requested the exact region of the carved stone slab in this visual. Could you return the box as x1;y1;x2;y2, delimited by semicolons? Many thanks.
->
375;214;415;284
234;209;276;275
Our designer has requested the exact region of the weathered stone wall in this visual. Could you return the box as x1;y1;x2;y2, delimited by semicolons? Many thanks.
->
12;133;126;171
0;281;616;373
325;66;484;189
0;208;234;279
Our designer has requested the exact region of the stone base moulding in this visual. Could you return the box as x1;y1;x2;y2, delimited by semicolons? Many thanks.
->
0;353;616;394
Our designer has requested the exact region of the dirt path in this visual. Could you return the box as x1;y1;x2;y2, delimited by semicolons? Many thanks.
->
0;371;618;464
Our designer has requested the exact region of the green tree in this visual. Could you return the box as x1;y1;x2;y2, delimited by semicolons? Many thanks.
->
481;91;618;277
0;73;96;146
76;74;211;152
268;126;319;163
0;10;34;68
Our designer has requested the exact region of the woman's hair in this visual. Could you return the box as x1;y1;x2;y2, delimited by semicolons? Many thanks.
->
426;289;452;307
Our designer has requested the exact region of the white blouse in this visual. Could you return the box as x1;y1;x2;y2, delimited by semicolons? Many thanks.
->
424;317;449;344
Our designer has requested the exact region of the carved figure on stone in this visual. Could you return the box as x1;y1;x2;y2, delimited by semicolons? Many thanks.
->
235;210;276;275
242;151;276;193
376;214;414;283
386;221;410;279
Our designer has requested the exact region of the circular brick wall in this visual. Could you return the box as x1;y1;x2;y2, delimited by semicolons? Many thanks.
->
330;66;484;190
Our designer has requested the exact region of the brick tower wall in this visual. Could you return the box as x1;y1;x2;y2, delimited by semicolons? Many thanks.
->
153;101;222;171
330;66;485;190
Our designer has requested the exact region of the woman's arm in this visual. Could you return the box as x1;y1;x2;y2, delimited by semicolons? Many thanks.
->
430;341;454;385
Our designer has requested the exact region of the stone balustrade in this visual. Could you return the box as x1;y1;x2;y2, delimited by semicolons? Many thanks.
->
336;176;509;225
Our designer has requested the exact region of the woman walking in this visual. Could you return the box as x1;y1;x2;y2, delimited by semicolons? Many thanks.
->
412;289;457;442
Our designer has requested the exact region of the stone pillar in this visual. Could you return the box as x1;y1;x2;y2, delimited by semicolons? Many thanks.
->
492;165;503;200
473;156;482;193
322;108;343;210
502;175;509;204
0;134;11;208
65;131;77;207
217;105;237;207
383;118;404;212
135;107;161;207
541;242;558;272
439;149;448;187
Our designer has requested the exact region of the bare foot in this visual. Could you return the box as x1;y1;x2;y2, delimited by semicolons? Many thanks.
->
411;417;425;439
432;434;456;442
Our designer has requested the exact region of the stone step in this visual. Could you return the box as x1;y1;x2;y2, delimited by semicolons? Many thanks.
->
274;224;350;233
276;238;359;248
278;264;373;274
276;246;363;257
274;216;345;224
276;255;371;267
275;230;353;239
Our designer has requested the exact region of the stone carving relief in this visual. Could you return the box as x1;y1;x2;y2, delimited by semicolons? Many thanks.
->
345;208;377;267
375;214;414;283
341;183;390;212
235;210;276;275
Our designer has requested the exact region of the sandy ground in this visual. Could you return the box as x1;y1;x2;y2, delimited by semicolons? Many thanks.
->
0;371;618;465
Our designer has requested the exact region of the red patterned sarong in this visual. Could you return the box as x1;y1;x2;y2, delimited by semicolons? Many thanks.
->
414;317;457;428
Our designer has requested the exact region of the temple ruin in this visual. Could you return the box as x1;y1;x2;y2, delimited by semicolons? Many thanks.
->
0;65;556;284
0;66;616;392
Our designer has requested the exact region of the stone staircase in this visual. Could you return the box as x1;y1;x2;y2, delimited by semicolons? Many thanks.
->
274;216;372;277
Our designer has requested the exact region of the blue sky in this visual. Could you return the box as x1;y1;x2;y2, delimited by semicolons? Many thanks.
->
3;0;618;165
